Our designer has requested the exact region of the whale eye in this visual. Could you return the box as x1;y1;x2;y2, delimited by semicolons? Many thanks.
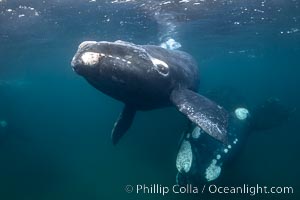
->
157;64;169;75
150;57;169;76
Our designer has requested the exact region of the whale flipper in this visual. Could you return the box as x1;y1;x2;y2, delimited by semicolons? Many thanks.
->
170;88;228;143
111;105;136;145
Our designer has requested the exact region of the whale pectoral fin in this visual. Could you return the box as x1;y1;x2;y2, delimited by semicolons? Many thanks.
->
111;105;136;145
170;88;228;144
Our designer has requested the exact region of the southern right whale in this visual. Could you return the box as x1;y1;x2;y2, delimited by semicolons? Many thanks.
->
71;40;228;145
176;95;292;184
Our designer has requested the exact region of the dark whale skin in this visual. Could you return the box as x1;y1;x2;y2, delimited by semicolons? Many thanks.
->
71;41;199;110
71;40;228;145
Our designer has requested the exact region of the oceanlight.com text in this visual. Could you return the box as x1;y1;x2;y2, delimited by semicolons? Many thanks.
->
124;184;294;196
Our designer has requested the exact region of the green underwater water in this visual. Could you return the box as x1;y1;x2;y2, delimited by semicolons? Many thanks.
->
0;0;299;200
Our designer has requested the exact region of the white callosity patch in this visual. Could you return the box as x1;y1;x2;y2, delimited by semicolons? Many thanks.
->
233;138;238;144
161;1;171;5
205;159;221;181
191;126;202;139
150;56;169;76
176;140;193;173
160;38;182;50
179;0;190;3
77;41;135;66
0;120;7;128
111;0;133;3
235;107;249;120
81;52;101;66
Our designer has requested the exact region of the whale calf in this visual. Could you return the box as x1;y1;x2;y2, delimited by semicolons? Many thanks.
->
71;40;228;145
176;96;292;184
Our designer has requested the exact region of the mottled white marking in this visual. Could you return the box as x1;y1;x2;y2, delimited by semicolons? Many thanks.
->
116;57;120;60
108;55;113;58
162;1;171;5
224;148;228;153
228;145;232;149
127;61;131;64
192;126;201;139
176;140;193;173
205;159;221;181
111;0;132;3
81;52;100;66
124;55;132;59
216;154;221;160
235;107;249;120
233;138;239;144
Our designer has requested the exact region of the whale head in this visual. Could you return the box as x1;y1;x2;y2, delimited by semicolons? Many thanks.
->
71;40;173;107
71;40;170;80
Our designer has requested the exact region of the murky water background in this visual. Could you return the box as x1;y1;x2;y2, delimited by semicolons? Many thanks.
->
0;0;299;199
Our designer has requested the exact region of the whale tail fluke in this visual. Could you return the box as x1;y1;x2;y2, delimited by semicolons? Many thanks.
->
111;105;136;145
170;88;229;144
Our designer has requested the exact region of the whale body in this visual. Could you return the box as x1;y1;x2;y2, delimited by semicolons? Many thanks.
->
71;40;228;145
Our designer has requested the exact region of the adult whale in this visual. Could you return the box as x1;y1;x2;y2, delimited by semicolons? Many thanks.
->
71;40;228;145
